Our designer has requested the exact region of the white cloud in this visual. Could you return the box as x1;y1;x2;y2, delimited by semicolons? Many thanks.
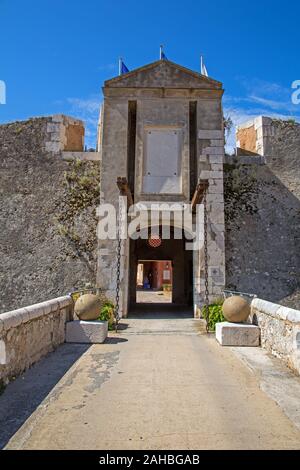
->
67;97;100;114
224;107;258;154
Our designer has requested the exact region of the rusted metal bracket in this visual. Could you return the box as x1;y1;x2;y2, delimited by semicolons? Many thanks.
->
191;179;209;212
117;176;134;208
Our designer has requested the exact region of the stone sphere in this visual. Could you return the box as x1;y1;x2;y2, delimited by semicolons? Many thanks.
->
74;294;102;321
222;296;250;323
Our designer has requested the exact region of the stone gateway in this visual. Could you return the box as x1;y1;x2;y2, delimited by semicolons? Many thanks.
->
0;60;299;315
97;59;226;317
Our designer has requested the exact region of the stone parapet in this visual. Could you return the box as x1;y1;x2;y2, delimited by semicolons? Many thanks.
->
251;298;300;375
0;296;73;384
45;115;85;153
236;116;300;164
225;154;266;166
62;151;100;161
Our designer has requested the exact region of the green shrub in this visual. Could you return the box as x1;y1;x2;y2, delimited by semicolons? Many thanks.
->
162;284;172;292
202;300;225;331
98;301;115;330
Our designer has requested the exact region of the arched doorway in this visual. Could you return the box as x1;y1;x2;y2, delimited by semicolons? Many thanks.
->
128;226;193;313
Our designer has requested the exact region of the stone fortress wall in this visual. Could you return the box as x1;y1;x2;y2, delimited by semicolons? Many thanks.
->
225;118;300;309
0;112;299;313
0;116;100;313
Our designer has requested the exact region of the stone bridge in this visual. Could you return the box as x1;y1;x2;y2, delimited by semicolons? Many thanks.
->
0;296;300;449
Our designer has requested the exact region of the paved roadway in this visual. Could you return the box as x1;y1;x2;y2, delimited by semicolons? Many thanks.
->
2;308;300;450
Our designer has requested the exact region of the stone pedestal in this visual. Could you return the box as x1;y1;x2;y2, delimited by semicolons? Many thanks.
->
216;322;260;347
66;321;108;344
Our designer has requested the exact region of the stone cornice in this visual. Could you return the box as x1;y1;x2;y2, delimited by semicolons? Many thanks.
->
103;87;224;100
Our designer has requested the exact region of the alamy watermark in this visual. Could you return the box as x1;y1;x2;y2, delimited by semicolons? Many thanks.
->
291;80;300;105
97;197;205;251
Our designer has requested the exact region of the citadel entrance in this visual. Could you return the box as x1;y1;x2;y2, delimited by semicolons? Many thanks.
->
97;58;226;318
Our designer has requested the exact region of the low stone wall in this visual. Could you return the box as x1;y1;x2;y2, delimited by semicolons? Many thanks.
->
251;298;300;375
0;296;73;384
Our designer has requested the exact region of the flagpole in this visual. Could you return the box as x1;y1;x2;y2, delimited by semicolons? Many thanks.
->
160;45;163;60
200;55;203;74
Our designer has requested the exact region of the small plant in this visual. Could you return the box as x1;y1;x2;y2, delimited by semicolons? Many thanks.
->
202;299;225;331
98;301;115;330
223;114;233;145
70;291;81;303
162;284;172;292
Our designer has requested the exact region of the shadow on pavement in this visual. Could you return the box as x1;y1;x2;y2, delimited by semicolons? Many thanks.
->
128;303;193;319
105;337;128;344
0;343;90;449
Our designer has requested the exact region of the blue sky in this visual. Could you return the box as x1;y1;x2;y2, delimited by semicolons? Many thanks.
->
0;0;299;151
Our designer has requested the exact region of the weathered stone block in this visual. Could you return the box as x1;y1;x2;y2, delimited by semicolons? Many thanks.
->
216;322;260;346
47;123;61;133
206;193;224;203
208;180;224;194
0;309;28;330
45;141;61;153
25;303;45;321
203;147;224;155
200;169;224;181
66;320;108;344
211;163;223;171
50;130;65;143
198;130;223;139
210;139;224;147
209;266;225;285
209;154;223;163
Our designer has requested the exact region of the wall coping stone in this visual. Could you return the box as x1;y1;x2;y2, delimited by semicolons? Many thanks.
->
251;298;300;324
0;296;72;333
225;155;266;166
62;151;100;162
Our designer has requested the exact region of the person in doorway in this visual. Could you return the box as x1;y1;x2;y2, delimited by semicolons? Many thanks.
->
148;269;154;289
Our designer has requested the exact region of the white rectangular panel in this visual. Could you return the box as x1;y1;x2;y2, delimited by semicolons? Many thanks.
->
143;129;182;194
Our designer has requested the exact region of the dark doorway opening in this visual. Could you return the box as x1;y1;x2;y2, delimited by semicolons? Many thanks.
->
128;227;193;314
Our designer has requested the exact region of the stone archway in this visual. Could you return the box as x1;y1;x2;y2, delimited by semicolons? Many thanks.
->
128;226;193;311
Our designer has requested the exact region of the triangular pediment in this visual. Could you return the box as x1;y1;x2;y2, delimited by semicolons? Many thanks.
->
105;60;222;89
